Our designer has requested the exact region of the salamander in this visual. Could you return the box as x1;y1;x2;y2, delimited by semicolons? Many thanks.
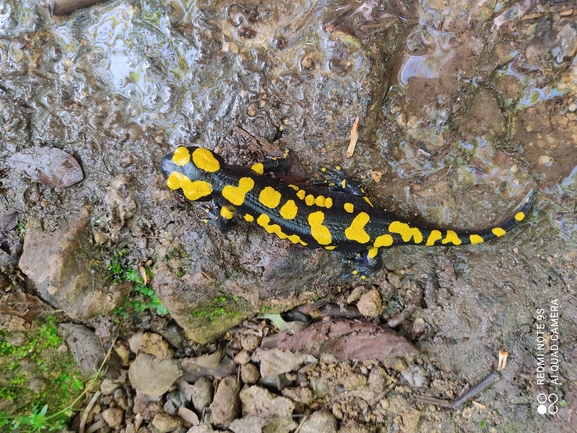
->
160;146;534;277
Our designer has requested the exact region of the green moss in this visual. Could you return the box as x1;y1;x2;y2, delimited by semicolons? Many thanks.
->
109;250;169;318
186;294;254;342
0;316;85;432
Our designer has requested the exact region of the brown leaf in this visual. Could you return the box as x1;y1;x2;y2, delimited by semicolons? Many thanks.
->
9;147;83;187
276;318;417;361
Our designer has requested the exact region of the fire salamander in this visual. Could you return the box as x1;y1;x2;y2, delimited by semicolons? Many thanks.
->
160;146;534;278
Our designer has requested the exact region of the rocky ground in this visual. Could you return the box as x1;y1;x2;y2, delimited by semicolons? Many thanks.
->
1;0;577;432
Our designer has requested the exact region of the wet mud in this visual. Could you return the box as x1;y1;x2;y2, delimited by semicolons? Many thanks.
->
1;0;577;431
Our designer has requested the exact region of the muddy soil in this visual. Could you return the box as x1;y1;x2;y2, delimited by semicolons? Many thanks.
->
1;0;577;432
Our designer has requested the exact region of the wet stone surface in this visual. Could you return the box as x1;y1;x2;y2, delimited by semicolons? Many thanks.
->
1;0;577;432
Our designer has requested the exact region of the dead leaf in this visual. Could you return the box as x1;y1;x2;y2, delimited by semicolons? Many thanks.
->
276;318;417;361
346;116;360;158
8;147;83;187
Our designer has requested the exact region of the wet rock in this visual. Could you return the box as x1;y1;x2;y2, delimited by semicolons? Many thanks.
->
209;376;240;425
8;147;83;187
164;390;185;415
234;349;251;365
240;363;260;385
58;323;106;376
100;378;122;396
251;348;316;377
18;214;129;321
555;22;577;63
128;353;183;397
180;350;237;382
102;407;124;429
129;331;144;354
240;333;261;351
181;376;213;412
356;289;383;317
105;174;137;240
178;406;199;426
139;332;174;359
300;410;337;433
239;385;295;418
151;413;182;433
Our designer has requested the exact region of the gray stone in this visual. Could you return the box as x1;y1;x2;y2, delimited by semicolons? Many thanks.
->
209;376;240;425
59;323;106;377
178;406;199;426
128;353;183;397
240;363;260;385
300;410;337;433
151;412;182;433
186;425;216;433
356;288;383;317
229;416;267;433
100;378;122;396
102;407;124;428
239;385;295;418
18;214;129;320
181;376;213;412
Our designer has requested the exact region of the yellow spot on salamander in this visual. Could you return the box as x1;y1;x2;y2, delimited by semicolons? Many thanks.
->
308;211;332;245
344;203;354;213
257;214;287;239
469;234;484;244
297;190;306;200
425;230;442;246
222;177;255;206
220;207;234;220
288;184;300;191
244;214;254;222
514;212;525;221
251;162;264;175
363;197;374;207
368;247;379;258
259;186;282;209
288;234;307;246
305;194;315;206
344;212;371;244
172;147;191;166
492;227;506;237
324;245;337;250
279;200;298;219
192;147;221;172
442;230;462;245
166;172;213;201
325;197;333;208
256;214;307;246
315;195;326;207
389;221;423;243
374;234;393;248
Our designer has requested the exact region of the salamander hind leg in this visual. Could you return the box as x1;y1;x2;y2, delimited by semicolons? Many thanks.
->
341;248;383;279
250;149;292;175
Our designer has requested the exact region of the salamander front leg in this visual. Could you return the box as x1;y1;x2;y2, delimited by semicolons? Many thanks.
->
315;165;367;197
341;248;382;279
250;149;292;175
200;199;235;233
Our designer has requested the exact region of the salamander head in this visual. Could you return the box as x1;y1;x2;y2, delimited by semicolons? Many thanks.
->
160;146;224;202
